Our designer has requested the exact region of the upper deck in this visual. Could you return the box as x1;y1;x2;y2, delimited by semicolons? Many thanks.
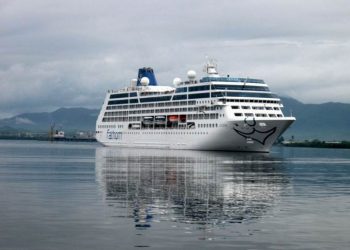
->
106;61;280;107
107;79;277;105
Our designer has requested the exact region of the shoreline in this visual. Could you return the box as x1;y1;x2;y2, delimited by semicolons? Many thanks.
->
281;140;350;149
1;137;349;149
0;136;97;143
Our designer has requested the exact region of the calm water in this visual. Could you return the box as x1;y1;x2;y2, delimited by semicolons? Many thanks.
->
0;140;349;250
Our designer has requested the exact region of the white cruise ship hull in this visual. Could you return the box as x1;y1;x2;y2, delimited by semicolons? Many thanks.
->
96;117;295;152
95;64;296;153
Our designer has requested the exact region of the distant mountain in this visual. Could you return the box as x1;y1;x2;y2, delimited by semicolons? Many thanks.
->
0;108;99;133
0;98;349;140
281;97;350;141
0;125;20;133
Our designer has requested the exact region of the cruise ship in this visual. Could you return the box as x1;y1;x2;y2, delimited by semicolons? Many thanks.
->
95;61;295;152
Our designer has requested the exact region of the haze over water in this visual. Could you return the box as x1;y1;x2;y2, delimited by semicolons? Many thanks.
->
0;140;349;250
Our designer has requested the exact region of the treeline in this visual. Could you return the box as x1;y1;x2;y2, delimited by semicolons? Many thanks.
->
283;140;350;149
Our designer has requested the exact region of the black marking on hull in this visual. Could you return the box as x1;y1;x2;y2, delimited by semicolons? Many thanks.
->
233;118;277;145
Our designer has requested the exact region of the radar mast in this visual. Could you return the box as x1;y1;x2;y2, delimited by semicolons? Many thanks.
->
204;57;219;77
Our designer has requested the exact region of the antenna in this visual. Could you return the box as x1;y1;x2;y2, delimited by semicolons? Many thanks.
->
204;57;219;76
242;77;248;90
49;123;55;142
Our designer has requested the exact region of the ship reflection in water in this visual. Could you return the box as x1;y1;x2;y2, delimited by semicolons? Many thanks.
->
95;147;289;230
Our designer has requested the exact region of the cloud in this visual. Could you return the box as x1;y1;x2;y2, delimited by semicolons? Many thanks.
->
0;0;350;117
15;117;34;125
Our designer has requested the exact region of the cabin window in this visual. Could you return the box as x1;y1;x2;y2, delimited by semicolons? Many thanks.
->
175;87;187;93
140;96;172;103
129;99;139;103
173;95;187;100
110;93;128;99
189;85;210;92
188;93;210;99
108;99;128;105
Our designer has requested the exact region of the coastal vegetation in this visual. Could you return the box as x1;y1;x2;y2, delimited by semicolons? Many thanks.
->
282;139;350;149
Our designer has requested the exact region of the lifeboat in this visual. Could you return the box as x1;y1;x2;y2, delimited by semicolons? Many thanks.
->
128;123;141;129
155;116;166;125
142;116;154;125
167;115;178;122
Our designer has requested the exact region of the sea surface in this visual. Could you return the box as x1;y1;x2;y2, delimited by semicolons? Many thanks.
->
0;140;349;250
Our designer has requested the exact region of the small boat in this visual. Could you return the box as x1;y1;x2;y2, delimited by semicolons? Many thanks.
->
142;116;154;125
155;116;166;125
168;115;178;122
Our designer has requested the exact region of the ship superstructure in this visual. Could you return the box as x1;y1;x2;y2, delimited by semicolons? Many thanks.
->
95;61;295;152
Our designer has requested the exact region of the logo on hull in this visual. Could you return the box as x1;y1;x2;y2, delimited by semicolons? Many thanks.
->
107;129;122;140
233;118;277;145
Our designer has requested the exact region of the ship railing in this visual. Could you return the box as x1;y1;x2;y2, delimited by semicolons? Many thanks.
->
200;77;265;84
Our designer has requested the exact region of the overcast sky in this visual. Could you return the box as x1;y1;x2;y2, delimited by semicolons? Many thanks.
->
1;0;349;118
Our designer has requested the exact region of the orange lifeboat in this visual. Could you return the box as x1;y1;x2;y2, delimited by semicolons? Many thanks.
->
168;115;178;122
